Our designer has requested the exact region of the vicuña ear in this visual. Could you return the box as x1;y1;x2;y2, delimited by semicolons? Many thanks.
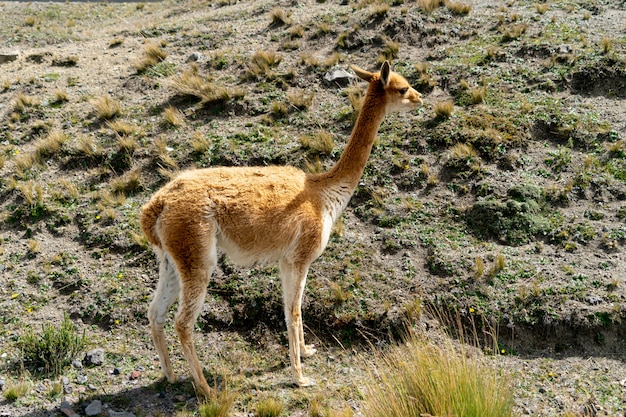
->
380;61;390;88
350;64;374;82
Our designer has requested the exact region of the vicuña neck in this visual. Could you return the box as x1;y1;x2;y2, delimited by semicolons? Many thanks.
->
316;82;387;190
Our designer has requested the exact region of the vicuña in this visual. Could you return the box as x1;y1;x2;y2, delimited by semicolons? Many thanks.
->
140;60;422;396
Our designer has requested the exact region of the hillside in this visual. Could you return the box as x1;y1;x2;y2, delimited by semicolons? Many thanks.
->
1;0;626;415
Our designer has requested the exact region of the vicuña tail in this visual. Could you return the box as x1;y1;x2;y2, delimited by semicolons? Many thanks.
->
140;196;165;249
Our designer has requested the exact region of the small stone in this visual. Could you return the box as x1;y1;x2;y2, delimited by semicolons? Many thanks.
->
174;394;187;402
76;374;88;384
60;401;79;417
84;349;105;367
85;400;102;416
87;384;98;391
129;370;141;380
113;367;121;375
0;378;6;391
72;359;83;369
62;377;70;386
187;52;204;63
63;384;74;394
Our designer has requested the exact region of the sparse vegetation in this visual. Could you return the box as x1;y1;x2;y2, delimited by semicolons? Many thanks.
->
19;314;87;376
362;329;515;417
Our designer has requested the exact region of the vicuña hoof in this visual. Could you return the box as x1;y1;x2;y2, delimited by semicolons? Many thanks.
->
301;344;317;358
297;376;317;387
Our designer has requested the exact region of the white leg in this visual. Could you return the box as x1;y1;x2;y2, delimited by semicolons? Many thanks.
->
148;253;181;383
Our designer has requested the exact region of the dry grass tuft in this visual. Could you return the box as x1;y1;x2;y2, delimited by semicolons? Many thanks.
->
135;42;168;73
470;86;487;104
300;131;334;155
162;106;185;127
446;0;472;15
501;23;527;42
246;50;282;79
92;95;122;120
434;100;454;119
191;131;211;154
198;389;237;417
347;86;364;122
107;120;139;136
378;38;400;63
76;135;101;158
14;93;39;113
417;0;444;13
287;89;314;110
255;397;284;417
269;7;292;26
15;130;67;172
362;328;515;417
170;66;234;106
110;169;142;196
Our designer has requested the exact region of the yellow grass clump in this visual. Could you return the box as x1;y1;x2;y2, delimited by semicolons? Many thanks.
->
362;329;515;417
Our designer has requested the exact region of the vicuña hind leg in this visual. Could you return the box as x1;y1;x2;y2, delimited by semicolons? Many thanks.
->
280;260;316;387
175;263;213;398
148;254;181;383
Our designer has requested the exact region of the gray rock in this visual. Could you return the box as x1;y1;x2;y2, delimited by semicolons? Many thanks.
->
187;52;204;63
84;349;105;367
323;66;355;86
59;401;79;417
72;359;83;369
84;400;102;416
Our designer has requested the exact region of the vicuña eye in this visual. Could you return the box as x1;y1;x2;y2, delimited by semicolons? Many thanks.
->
398;88;408;95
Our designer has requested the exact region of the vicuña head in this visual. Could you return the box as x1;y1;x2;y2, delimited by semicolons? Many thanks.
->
140;60;422;397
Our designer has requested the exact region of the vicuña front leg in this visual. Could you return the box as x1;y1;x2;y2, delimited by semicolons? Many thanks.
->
148;255;181;384
280;260;316;387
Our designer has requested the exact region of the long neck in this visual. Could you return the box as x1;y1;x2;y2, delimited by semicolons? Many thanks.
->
318;81;387;189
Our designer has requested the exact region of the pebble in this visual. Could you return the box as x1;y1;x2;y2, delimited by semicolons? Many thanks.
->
59;401;79;417
84;400;102;416
84;349;105;367
77;374;88;384
187;52;204;63
129;370;141;380
113;367;121;375
0;378;5;391
72;359;83;369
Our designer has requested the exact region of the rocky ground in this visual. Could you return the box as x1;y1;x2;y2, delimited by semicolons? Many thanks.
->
1;0;626;416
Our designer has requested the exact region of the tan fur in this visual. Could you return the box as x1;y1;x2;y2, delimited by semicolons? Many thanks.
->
140;61;422;396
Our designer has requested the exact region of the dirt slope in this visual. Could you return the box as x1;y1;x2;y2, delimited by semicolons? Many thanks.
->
1;0;626;415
